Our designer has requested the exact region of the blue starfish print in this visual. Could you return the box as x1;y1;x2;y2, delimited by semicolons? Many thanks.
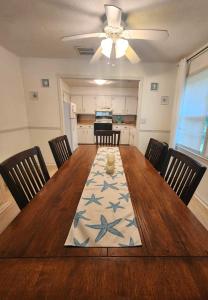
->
97;181;119;192
119;193;130;202
86;215;124;242
117;170;124;176
92;171;104;177
83;194;104;206
106;201;124;213
86;178;96;186
119;237;135;247
73;237;90;247
120;182;127;187
110;174;117;180
125;217;138;228
97;157;105;162
74;210;90;228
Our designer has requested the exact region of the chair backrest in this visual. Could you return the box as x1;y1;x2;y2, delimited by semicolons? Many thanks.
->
48;135;72;168
0;146;50;210
95;130;120;146
145;138;169;171
160;148;206;205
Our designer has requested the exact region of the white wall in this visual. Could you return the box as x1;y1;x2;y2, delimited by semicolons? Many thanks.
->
0;46;30;161
20;57;177;163
69;86;138;96
0;46;29;230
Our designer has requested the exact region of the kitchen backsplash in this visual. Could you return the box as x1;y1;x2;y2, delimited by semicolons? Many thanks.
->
77;114;136;124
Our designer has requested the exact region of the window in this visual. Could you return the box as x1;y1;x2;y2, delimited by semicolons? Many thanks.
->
176;68;208;158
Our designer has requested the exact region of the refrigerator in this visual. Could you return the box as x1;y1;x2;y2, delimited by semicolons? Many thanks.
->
63;94;78;152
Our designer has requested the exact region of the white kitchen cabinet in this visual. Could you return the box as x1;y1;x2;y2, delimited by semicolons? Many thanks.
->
82;96;96;114
86;125;94;143
96;96;105;109
129;127;136;145
113;125;130;145
120;126;130;144
125;96;138;115
70;95;83;114
77;125;94;144
96;96;112;109
112;96;126;115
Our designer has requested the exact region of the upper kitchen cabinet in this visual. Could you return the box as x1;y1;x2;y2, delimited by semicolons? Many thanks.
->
82;96;96;114
112;96;126;115
70;95;82;113
125;96;138;115
96;95;112;109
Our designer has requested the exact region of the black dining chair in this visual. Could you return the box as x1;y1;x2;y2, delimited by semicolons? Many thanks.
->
145;138;169;171
0;146;50;210
95;130;121;146
48;135;72;168
160;148;206;205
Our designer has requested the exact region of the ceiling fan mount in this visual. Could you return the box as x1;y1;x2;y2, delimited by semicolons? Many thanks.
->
62;4;169;64
104;25;124;39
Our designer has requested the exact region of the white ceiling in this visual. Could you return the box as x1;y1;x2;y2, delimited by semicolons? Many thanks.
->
63;78;139;88
0;0;208;62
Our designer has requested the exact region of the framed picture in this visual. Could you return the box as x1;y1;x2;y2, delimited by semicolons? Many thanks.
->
151;82;159;91
41;79;50;87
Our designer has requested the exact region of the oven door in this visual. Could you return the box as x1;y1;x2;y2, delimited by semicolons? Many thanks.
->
94;123;112;134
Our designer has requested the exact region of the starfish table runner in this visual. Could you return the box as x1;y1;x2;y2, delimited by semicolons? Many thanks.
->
65;147;142;247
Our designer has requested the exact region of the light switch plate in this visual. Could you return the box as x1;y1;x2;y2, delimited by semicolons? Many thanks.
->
161;96;169;105
29;91;39;101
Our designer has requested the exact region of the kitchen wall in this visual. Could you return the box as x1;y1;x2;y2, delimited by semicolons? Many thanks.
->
69;86;138;96
20;57;177;163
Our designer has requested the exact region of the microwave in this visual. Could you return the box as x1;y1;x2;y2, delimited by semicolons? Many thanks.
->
95;110;112;119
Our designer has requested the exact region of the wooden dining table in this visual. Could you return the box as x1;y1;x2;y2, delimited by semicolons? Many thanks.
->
0;145;208;299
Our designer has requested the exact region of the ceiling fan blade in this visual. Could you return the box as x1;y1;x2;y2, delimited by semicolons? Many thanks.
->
105;5;122;27
125;46;140;64
62;33;106;42
122;29;169;40
90;46;103;64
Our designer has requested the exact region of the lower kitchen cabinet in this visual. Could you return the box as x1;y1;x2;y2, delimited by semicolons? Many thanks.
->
77;125;94;144
129;127;136;145
113;125;130;145
78;124;136;145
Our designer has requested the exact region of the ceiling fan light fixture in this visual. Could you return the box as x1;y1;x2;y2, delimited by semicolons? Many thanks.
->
101;38;113;58
93;79;108;85
115;38;129;58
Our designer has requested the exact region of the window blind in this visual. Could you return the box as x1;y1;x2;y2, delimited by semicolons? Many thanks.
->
176;68;208;157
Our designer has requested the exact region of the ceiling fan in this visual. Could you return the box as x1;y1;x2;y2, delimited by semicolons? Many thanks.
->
62;5;169;64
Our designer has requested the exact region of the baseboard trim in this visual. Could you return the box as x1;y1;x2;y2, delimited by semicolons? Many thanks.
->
0;201;11;214
194;193;208;210
139;129;170;133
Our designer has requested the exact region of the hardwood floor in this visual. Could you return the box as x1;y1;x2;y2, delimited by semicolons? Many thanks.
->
0;164;207;233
